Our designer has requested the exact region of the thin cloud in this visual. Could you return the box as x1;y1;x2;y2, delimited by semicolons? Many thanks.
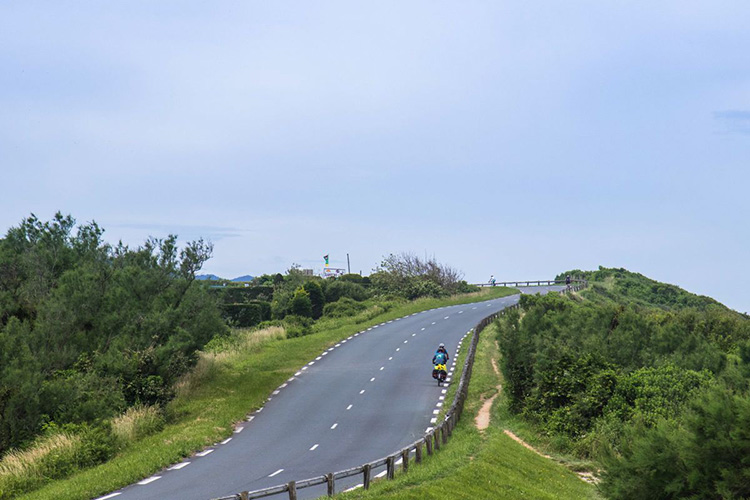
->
714;110;750;134
112;222;247;241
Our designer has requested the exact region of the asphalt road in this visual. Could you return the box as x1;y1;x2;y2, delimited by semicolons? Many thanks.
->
99;287;562;500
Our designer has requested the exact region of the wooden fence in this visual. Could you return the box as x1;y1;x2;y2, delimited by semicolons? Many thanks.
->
211;282;586;500
473;278;587;288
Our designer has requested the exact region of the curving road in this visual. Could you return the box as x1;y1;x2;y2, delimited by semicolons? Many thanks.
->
98;287;561;500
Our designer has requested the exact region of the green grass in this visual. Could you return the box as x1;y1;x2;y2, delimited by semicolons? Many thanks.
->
20;287;518;500
336;323;601;500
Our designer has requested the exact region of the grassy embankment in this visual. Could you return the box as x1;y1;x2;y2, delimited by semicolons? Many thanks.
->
15;287;518;500
336;322;600;500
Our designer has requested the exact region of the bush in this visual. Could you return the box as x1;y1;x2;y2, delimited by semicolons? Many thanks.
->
111;405;165;444
222;301;271;327
289;288;313;318
324;280;369;303
323;297;368;318
283;315;313;338
302;281;325;319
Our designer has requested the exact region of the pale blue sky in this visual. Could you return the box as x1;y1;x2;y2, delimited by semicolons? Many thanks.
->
2;2;749;312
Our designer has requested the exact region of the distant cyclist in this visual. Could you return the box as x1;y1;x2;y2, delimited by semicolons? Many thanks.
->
433;343;449;365
489;275;496;287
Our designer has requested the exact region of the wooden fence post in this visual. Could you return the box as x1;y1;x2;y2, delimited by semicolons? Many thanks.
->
426;433;433;455
442;424;448;445
240;493;249;500
326;472;334;496
402;449;409;473
288;481;297;500
363;464;371;489
434;427;441;450
416;441;423;464
386;456;395;480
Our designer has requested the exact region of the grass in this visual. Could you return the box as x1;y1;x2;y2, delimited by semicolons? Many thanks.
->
18;287;518;500
335;323;601;500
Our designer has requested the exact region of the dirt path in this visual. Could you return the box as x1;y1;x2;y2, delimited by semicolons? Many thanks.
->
477;348;598;484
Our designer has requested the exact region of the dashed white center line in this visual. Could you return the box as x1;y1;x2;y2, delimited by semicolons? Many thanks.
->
459;310;464;314
331;423;338;429
310;444;319;451
421;327;426;331
444;316;449;319
370;377;375;382
221;437;233;444
389;357;393;360
396;348;400;351
196;449;214;457
431;322;436;325
360;390;366;394
473;307;477;310
380;366;384;370
269;469;284;477
138;476;162;485
412;333;416;337
404;340;408;344
347;404;353;410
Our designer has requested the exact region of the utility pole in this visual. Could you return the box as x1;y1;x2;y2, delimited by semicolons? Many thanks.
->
346;253;351;274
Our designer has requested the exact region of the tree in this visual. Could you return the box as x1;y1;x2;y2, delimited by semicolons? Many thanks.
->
289;287;313;318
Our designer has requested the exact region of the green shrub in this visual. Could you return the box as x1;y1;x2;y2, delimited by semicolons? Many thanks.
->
283;315;313;338
323;297;368;318
289;288;313;318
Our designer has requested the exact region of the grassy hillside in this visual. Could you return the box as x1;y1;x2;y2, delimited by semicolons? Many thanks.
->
557;266;733;313
336;322;599;500
6;287;518;500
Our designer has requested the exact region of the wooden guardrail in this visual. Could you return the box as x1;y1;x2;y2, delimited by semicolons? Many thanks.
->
211;282;587;500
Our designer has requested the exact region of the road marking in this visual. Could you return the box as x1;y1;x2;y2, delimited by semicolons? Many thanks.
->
95;493;122;500
273;390;280;395
302;367;308;370
331;423;338;429
335;344;341;347
388;320;392;323
431;322;436;325
316;356;322;361
430;417;437;424
328;348;334;351
442;389;447;394
404;340;408;343
375;470;387;479
380;366;384;370
308;361;315;365
433;409;440;414
344;484;364;492
138;476;161;485
437;402;443;407
389;357;393;360
446;377;451;382
295;371;302;376
348;336;353;339
444;316;449;320
234;427;244;434
257;407;264;413
322;352;327;356
396;348;400;351
439;396;445;400
354;333;359;336
360;390;366;394
473;307;477;310
395;458;403;465
246;416;254;422
221;437;233;444
367;328;372;331
196;449;214;457
342;340;347;343
280;383;287;388
269;469;284;477
347;404;353;410
167;461;191;470
310;444;319;451
426;427;434;433
412;333;416;336
459;310;464;314
370;377;375;382
421;327;425;331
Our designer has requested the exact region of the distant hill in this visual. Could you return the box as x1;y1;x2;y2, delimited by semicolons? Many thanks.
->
557;266;732;313
231;275;254;282
196;274;223;281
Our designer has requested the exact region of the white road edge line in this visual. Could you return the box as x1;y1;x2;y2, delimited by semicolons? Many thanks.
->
310;444;319;451
196;449;214;457
269;469;284;477
138;476;161;485
331;423;338;429
221;437;232;444
95;493;122;500
168;462;191;470
347;404;353;410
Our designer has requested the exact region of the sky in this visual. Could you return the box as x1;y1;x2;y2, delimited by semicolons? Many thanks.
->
2;1;749;312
